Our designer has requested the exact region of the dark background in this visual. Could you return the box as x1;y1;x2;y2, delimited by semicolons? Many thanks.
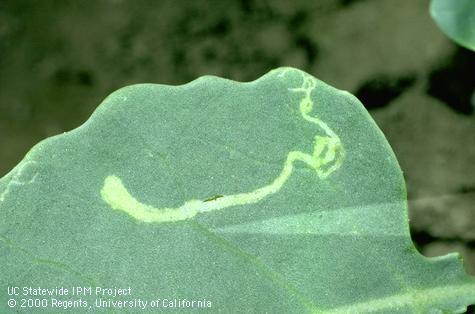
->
0;0;474;280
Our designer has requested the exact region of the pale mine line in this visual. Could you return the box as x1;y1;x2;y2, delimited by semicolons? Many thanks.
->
101;69;345;223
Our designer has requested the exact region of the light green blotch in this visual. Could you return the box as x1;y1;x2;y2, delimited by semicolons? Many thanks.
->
101;176;200;223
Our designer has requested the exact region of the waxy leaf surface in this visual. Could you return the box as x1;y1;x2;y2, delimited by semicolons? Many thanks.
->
431;0;475;51
1;68;474;313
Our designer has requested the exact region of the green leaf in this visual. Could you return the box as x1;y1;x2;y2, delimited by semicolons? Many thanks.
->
1;67;474;313
430;0;475;51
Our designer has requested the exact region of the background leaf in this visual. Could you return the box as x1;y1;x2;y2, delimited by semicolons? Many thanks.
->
1;68;474;313
430;0;475;51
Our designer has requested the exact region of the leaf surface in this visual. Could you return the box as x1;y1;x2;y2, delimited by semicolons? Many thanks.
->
431;0;475;51
1;67;474;313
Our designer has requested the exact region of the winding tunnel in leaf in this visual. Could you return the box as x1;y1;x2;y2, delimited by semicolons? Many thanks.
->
0;67;474;313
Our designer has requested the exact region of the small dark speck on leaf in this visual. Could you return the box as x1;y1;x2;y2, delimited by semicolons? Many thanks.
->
204;195;224;202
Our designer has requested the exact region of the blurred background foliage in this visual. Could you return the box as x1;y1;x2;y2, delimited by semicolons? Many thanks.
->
0;0;474;274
